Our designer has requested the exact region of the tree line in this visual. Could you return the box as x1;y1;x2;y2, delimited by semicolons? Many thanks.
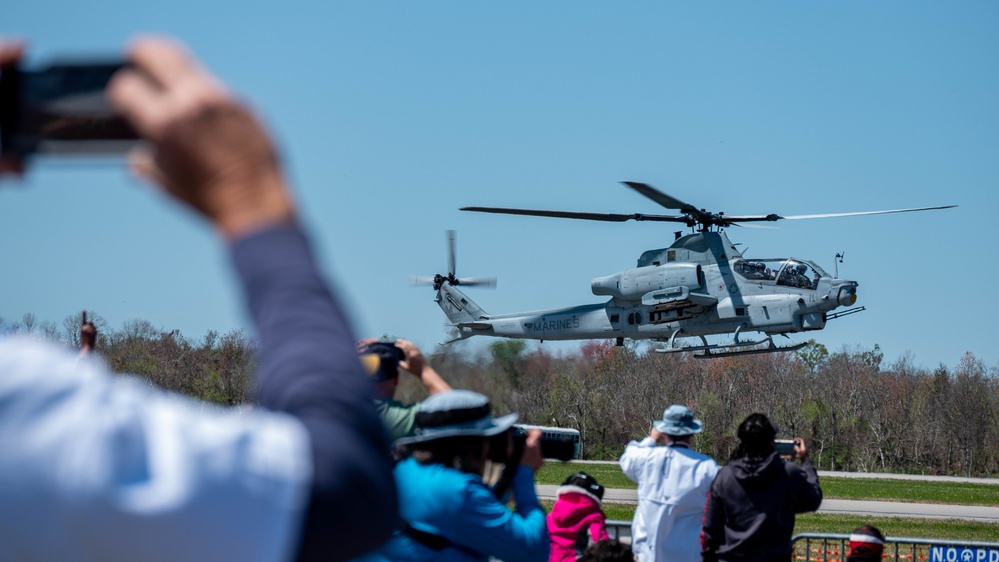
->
1;312;254;406
396;339;999;478
4;311;997;476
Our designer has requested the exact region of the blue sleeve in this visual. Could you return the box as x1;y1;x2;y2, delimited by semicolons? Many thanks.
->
231;224;396;561
448;466;549;562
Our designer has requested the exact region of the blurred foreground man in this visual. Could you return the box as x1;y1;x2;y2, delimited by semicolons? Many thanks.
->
619;404;719;562
0;38;395;561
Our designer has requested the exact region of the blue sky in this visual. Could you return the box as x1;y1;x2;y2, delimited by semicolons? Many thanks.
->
3;2;995;370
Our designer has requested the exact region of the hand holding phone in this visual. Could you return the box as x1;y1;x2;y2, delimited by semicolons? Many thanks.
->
0;41;25;174
79;309;97;355
774;439;797;458
0;58;139;156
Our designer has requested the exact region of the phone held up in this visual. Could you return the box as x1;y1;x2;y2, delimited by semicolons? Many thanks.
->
0;59;140;157
774;439;798;458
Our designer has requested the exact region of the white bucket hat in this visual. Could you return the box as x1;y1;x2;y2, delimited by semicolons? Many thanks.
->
652;404;703;436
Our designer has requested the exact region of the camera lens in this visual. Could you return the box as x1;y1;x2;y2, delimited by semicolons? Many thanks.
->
539;434;576;461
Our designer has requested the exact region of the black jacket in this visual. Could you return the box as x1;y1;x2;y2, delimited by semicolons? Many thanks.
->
701;452;822;562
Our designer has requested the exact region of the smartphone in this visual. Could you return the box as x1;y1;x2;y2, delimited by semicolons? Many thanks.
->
774;439;797;457
0;60;139;156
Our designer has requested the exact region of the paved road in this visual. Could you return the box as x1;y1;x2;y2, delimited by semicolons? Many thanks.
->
819;499;999;522
536;485;999;522
571;460;999;486
814;471;999;485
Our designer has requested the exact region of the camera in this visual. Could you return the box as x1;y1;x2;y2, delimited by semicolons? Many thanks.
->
0;60;139;156
358;341;405;382
488;425;577;463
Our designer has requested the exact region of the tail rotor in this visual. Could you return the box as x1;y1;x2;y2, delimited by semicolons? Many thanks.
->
410;230;496;290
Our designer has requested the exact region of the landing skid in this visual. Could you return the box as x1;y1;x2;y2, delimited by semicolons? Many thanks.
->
655;328;808;359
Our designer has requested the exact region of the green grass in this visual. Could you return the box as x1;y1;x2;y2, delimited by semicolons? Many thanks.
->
539;462;999;506
541;500;634;521
816;479;999;506
793;513;999;541
541;501;999;542
538;462;636;489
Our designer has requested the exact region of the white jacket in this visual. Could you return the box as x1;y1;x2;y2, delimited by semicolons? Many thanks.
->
619;437;719;562
0;338;312;562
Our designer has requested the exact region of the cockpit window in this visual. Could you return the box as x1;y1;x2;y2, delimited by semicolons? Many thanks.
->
776;260;823;289
734;260;772;280
734;259;826;290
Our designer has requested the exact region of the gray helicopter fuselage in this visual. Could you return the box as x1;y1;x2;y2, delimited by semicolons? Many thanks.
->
437;230;859;342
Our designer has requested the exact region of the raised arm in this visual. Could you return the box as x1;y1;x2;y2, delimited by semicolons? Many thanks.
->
451;470;549;561
109;37;395;560
792;459;823;514
396;338;452;395
619;435;657;482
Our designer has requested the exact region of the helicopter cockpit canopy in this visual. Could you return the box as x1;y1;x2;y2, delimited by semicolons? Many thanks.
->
733;259;829;290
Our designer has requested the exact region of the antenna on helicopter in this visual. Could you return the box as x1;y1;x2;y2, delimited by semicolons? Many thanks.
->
834;252;845;278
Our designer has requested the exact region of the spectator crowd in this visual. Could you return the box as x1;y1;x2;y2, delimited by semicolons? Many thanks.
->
1;37;900;562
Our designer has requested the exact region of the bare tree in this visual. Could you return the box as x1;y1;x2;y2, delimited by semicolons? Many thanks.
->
21;312;37;333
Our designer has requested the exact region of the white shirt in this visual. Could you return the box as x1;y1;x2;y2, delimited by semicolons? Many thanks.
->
0;337;312;562
619;437;719;562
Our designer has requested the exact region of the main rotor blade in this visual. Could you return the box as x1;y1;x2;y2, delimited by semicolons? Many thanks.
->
410;275;436;286
719;214;782;223
461;206;690;223
620;181;700;213
781;205;957;220
447;230;456;275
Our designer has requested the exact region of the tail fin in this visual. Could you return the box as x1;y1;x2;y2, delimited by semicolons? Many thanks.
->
436;281;489;326
413;231;496;338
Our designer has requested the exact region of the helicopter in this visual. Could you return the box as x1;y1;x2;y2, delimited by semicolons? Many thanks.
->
413;182;955;358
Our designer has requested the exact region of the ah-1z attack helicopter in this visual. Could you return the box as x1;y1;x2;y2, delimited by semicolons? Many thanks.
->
415;182;954;357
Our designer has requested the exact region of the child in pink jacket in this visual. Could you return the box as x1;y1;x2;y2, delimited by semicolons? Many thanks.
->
547;472;610;562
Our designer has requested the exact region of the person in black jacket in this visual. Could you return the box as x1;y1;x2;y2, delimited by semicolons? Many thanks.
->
701;413;822;562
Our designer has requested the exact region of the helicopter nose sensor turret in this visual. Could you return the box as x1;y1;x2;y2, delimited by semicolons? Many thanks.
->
838;284;858;307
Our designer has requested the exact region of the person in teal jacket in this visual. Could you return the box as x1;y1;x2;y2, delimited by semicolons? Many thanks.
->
358;389;550;562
